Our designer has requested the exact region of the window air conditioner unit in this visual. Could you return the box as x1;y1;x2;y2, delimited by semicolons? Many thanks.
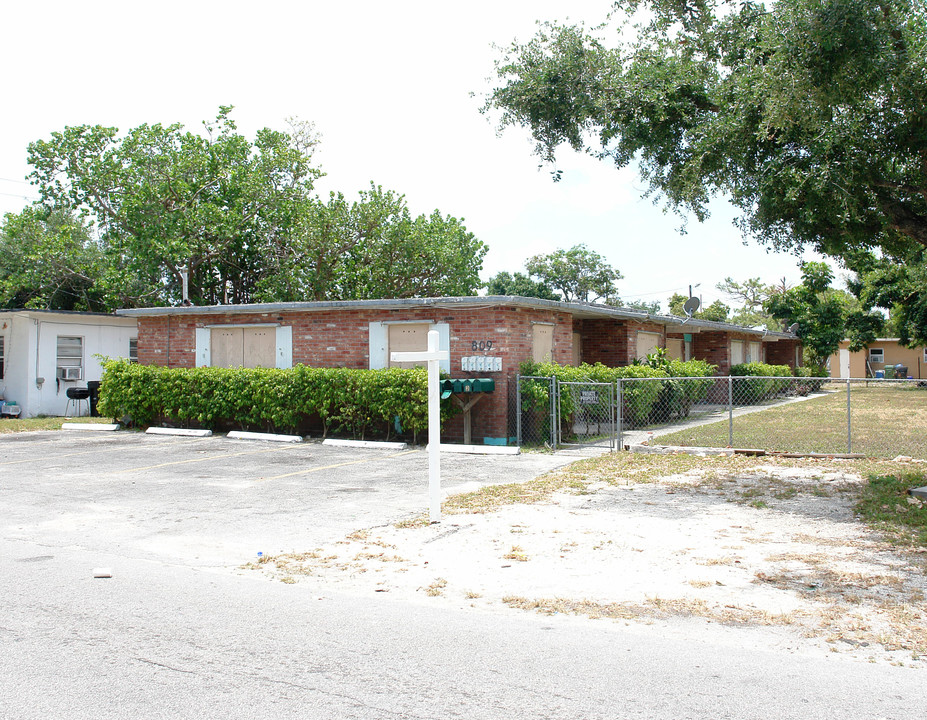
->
57;367;82;381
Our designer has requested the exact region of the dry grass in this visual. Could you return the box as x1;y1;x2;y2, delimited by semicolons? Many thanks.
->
0;415;115;434
501;595;795;626
424;578;448;597
245;451;927;661
696;556;741;566
502;545;529;562
688;579;714;589
658;383;927;458
394;516;430;529
502;589;927;655
439;452;923;518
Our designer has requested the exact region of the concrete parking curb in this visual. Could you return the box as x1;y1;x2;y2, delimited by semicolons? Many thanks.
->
429;443;520;455
146;427;213;437
323;439;409;450
61;423;121;432
228;430;304;443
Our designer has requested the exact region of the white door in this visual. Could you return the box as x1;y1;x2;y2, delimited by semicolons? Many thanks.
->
839;348;850;379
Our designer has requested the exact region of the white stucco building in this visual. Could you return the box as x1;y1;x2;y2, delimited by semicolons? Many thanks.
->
0;309;138;417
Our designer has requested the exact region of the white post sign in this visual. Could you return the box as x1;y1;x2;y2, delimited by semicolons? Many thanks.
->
390;330;449;522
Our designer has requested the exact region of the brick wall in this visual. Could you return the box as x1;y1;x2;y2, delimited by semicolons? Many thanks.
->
136;304;575;443
136;305;802;442
693;331;731;374
765;339;801;369
575;318;630;366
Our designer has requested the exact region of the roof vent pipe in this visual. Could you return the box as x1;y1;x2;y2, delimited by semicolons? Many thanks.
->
180;266;191;306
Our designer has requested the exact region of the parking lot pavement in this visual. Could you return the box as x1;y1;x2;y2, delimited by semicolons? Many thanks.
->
0;430;575;571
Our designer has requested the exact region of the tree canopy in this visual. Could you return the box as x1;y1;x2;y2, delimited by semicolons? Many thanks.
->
624;298;661;314
10;108;485;309
524;244;623;304
484;0;927;343
715;276;782;328
667;292;730;322
256;183;486;302
0;207;112;311
766;261;883;366
484;271;560;300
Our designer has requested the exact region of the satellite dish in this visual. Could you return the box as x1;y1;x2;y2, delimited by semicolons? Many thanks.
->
788;322;800;334
682;296;701;317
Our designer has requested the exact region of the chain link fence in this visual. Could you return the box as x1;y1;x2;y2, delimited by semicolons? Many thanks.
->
556;381;617;451
512;374;927;459
511;375;556;449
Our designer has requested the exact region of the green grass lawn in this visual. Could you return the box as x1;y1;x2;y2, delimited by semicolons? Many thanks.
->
0;415;115;434
656;382;927;458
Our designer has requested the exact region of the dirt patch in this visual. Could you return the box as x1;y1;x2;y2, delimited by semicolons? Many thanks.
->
248;458;927;667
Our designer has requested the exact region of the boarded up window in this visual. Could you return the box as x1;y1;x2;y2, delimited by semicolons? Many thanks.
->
532;324;554;363
571;332;582;366
748;342;762;364
389;323;430;368
243;328;275;368
665;338;684;360
731;340;744;366
636;332;661;361
211;328;244;368
210;327;276;369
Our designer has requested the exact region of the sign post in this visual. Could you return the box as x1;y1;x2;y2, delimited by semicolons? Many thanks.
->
390;330;449;522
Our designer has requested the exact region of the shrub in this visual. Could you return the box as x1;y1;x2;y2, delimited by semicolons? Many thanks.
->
97;360;454;439
518;355;716;428
729;362;792;403
794;364;828;392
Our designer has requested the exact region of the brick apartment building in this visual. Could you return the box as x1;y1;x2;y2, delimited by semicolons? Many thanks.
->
117;296;801;444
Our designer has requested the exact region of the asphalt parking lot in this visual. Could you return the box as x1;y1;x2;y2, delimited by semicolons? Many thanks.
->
1;429;574;571
4;429;924;720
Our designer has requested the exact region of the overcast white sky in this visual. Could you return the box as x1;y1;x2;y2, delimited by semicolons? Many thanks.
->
0;0;825;311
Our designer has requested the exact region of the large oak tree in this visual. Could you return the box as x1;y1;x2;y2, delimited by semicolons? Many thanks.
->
484;0;927;342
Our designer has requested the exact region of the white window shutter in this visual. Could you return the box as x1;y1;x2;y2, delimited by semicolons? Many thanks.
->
368;322;388;369
275;325;293;369
195;328;211;367
436;323;450;373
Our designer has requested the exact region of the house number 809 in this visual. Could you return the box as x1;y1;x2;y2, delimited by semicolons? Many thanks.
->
471;340;493;351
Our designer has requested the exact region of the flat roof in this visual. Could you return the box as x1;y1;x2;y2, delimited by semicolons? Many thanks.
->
115;295;797;340
1;308;135;322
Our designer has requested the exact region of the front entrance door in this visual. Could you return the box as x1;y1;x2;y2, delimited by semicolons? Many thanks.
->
839;348;850;378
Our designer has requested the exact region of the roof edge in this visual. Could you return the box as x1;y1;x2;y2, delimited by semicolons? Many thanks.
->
114;296;797;339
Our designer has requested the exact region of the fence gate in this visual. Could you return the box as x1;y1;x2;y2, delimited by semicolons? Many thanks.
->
515;375;557;448
556;380;617;451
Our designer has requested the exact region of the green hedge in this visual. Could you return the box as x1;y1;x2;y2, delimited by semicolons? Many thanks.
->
97;360;455;439
653;357;718;421
793;364;828;392
729;362;793;403
519;357;717;428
